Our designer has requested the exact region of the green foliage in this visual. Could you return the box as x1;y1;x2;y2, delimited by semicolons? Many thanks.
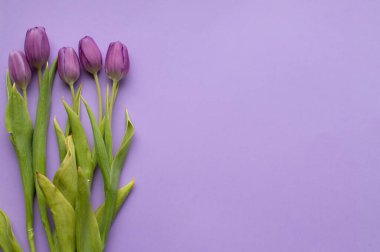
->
33;60;58;250
76;168;102;252
37;173;75;252
53;136;78;207
0;209;23;252
5;74;35;252
5;47;136;252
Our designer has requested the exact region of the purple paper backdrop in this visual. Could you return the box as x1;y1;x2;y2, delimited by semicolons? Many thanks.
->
1;0;380;251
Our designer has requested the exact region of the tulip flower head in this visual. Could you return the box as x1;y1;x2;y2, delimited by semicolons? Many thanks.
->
105;41;130;82
79;36;102;74
24;27;50;69
58;47;80;86
8;50;32;89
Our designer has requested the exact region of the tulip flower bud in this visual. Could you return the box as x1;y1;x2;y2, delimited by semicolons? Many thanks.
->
58;47;80;86
24;27;50;69
8;50;32;89
78;36;102;74
105;41;130;82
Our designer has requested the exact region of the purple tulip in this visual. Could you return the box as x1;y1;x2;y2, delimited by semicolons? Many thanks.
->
8;50;32;89
105;41;130;81
24;27;50;69
58;47;80;85
78;36;102;74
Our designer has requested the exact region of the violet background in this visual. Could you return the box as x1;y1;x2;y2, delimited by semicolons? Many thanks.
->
1;0;380;251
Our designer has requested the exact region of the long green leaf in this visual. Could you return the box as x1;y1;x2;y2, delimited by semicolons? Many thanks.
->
49;58;58;83
33;60;57;249
95;179;135;225
65;85;82;136
104;112;113;161
0;209;23;252
112;109;135;176
104;85;113;160
73;85;82;116
54;117;67;162
37;173;75;252
105;110;134;245
5;71;12;100
76;168;102;252
53;136;77;207
5;85;35;252
82;98;111;183
63;101;94;182
83;98;115;244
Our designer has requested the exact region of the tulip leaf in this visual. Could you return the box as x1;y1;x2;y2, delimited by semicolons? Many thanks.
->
104;111;113;161
63;100;94;183
83;98;118;244
102;83;113;160
111;109;135;177
5;85;35;250
33;60;58;249
65;85;83;136
0;209;23;252
5;71;12;99
6;85;33;139
37;173;75;252
82;98;111;183
49;58;58;83
76;167;103;252
54;117;67;162
95;179;135;225
73;85;82;116
53;136;77;207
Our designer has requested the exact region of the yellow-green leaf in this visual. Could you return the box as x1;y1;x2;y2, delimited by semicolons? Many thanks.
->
63;101;94;183
95;179;135;225
76;167;102;252
53;136;77;207
0;209;23;252
54;117;66;162
37;173;75;252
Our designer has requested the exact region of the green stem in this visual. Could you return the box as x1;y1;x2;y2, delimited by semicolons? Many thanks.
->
69;83;75;102
64;83;76;136
37;68;42;88
27;223;36;252
109;80;119;124
94;73;103;124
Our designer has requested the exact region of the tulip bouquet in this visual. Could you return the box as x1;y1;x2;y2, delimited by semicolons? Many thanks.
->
0;27;135;252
